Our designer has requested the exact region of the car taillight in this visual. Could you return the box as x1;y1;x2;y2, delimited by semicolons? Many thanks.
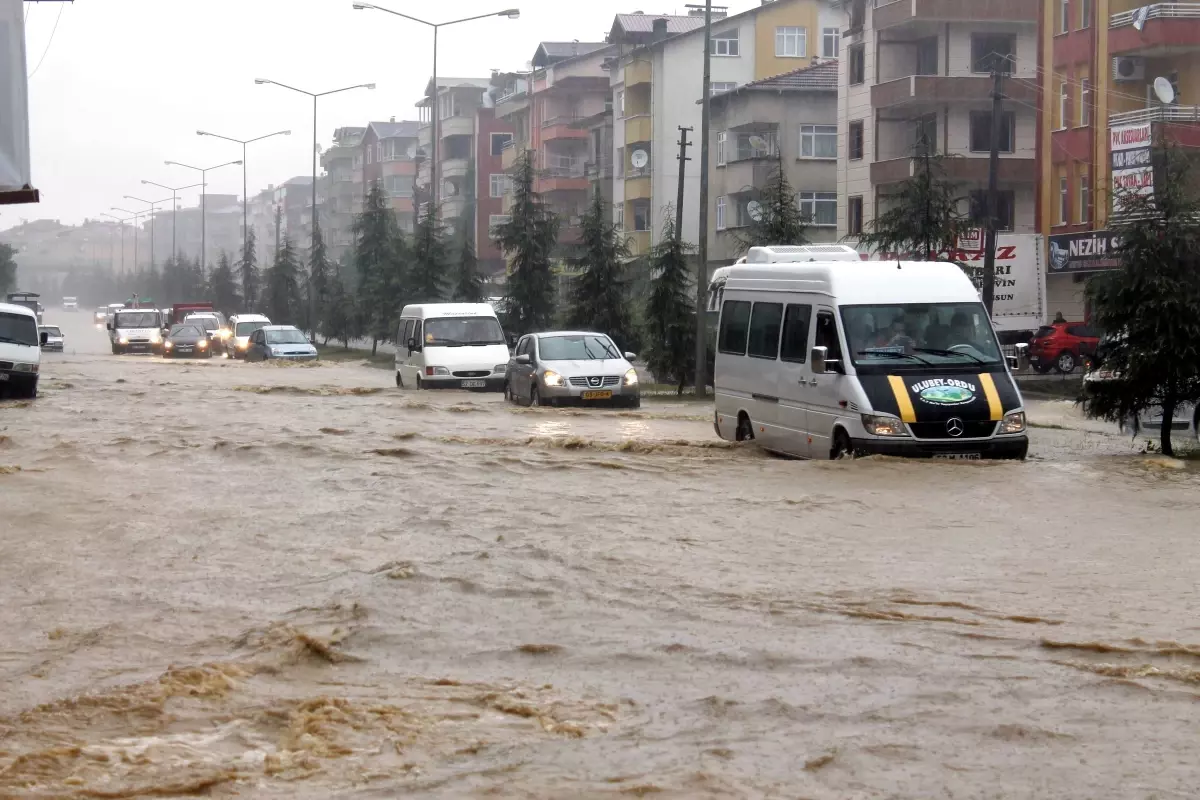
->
425;366;433;376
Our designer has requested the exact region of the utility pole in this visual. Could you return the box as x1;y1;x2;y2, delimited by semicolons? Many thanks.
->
694;0;714;396
981;66;1004;316
674;126;692;241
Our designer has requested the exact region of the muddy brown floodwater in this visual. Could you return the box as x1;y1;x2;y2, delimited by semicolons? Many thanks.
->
2;313;1200;798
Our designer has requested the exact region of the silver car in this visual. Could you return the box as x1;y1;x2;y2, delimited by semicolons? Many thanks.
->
506;331;640;408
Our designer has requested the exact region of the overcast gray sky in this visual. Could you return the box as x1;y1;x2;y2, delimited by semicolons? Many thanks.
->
18;0;759;226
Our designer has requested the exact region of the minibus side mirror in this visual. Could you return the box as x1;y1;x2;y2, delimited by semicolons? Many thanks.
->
407;337;418;354
40;331;49;346
811;346;827;374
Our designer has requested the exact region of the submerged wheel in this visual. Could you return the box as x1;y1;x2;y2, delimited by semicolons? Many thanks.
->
531;384;543;407
415;375;423;391
396;371;404;389
832;429;855;460
736;414;755;442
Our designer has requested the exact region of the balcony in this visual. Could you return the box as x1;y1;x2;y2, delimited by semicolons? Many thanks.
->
624;59;652;87
871;155;1036;185
1111;105;1200;125
624;230;651;256
874;0;1039;29
542;115;589;142
441;158;470;180
539;175;590;193
586;159;614;179
625;115;652;145
442;194;467;219
872;75;1039;109
625;174;652;200
438;115;474;139
501;140;526;172
1110;4;1200;56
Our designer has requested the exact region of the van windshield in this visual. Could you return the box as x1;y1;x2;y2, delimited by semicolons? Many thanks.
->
235;321;267;336
841;303;1003;369
114;311;160;328
0;312;39;346
425;317;505;346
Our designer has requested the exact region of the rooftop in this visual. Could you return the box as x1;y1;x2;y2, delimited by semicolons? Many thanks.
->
534;41;609;66
710;60;839;101
610;12;706;38
367;120;421;139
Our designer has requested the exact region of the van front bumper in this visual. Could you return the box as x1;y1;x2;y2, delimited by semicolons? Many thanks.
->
852;435;1028;460
421;375;506;391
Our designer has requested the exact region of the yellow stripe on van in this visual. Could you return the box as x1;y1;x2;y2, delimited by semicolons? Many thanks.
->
887;375;917;423
978;373;1003;421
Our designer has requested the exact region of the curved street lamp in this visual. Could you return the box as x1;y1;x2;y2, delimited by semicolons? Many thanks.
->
196;129;291;265
140;180;203;260
164;159;243;272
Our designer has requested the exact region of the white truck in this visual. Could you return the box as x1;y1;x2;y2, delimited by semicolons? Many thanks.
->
108;307;163;354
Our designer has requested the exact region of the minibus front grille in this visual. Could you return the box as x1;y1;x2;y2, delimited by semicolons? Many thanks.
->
908;421;998;440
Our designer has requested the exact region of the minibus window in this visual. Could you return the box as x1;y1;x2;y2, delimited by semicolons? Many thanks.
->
719;301;751;355
815;311;842;361
780;304;813;363
747;303;783;359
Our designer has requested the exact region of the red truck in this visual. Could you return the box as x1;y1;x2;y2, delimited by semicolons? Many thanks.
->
167;302;215;328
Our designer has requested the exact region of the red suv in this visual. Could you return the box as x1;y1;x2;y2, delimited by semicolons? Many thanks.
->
1028;322;1100;374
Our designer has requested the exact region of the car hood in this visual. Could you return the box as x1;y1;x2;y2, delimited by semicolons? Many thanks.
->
269;342;317;353
540;358;631;376
422;343;509;369
0;340;40;363
169;335;205;344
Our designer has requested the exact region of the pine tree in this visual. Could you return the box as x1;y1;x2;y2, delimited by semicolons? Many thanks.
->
0;242;19;295
355;181;405;352
734;159;810;254
856;145;970;260
265;237;303;325
643;212;696;395
308;224;333;339
495;151;560;336
452;229;484;303
240;227;260;311
566;191;634;348
207;251;241;314
408;202;448;303
322;260;361;348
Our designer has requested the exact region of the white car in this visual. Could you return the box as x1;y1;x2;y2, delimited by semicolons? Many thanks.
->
0;302;42;398
227;313;271;359
39;325;64;352
506;331;641;408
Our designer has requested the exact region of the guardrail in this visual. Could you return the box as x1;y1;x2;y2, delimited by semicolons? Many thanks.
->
1112;3;1200;27
1109;105;1200;125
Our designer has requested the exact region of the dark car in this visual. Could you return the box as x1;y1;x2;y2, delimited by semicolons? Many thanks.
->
162;324;212;359
1028;321;1099;374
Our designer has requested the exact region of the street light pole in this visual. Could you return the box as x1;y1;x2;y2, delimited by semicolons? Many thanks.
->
141;180;202;260
165;159;242;273
350;4;520;216
196;129;291;267
100;212;133;274
112;207;146;272
123;195;173;269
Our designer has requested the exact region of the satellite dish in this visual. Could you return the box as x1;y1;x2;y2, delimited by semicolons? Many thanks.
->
630;149;649;169
444;181;458;196
748;135;769;151
1153;76;1175;105
746;200;763;222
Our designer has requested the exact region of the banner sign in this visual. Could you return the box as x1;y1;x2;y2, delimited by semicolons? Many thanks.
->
1047;229;1121;273
950;233;1046;332
0;0;36;204
1110;122;1153;214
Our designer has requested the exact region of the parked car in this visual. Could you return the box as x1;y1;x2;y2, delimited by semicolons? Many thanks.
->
162;324;212;358
1028;322;1099;374
39;325;64;351
226;314;271;359
244;325;318;362
506;331;640;408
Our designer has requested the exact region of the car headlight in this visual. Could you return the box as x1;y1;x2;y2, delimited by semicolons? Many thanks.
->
197;339;208;348
861;413;908;437
1000;410;1026;434
150;332;162;344
237;340;250;350
542;370;566;387
623;368;639;387
218;329;231;339
13;362;38;373
119;336;129;344
493;364;508;374
425;366;450;376
164;341;173;349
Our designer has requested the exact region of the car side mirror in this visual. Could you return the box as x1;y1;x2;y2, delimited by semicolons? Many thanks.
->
40;331;48;345
515;353;531;365
407;336;418;354
623;351;637;361
106;322;112;331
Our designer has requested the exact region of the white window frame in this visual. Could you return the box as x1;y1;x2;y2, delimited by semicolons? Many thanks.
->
716;131;727;166
799;124;837;159
716;196;727;230
1079;175;1090;223
1060;0;1070;33
1058;82;1069;130
489;173;508;198
1078;0;1091;28
711;29;740;57
366;145;373;165
1080;78;1091;126
616;89;625;118
822;27;839;58
711;82;738;96
1058;177;1069;224
775;26;806;58
632;200;651;232
798;191;837;227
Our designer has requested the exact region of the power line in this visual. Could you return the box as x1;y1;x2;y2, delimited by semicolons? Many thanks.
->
27;2;66;79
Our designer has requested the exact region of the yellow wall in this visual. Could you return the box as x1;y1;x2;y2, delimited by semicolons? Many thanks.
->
1038;0;1056;235
753;0;821;80
1095;0;1110;228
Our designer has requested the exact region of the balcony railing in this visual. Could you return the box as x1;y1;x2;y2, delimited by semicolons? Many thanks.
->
1110;105;1200;125
586;159;613;178
542;114;583;128
1111;3;1200;28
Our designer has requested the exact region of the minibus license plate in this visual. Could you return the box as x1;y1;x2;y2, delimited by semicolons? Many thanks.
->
582;390;612;400
933;453;980;461
461;380;486;388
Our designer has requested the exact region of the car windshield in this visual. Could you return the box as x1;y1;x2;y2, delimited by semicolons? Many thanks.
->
424;317;505;346
170;325;202;338
538;334;621;361
266;329;308;344
114;311;159;328
235;321;267;336
0;311;39;347
187;317;219;331
40;326;62;336
841;303;1003;368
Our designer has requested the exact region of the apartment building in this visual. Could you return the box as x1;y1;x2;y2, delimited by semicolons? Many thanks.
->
361;120;420;234
610;0;841;256
835;0;1040;246
1039;0;1200;319
321;126;366;261
708;61;840;264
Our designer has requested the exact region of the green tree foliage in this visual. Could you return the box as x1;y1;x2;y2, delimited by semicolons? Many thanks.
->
855;147;970;260
734;159;810;254
643;212;696;394
240;227;260;311
408;203;448;303
1083;143;1200;456
322;260;361;348
494;151;560;336
161;254;206;303
207;251;241;314
264;237;303;325
0;242;19;295
308;224;333;339
355;181;405;350
566;191;634;347
452;228;484;303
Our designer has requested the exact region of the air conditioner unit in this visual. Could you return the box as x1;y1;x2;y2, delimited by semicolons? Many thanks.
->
1113;57;1145;82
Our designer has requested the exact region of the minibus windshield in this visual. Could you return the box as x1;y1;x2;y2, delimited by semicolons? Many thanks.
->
841;303;1003;368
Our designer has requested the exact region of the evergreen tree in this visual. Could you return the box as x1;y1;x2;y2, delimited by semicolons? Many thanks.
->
452;229;484;303
1083;142;1200;456
0;242;19;295
566;191;634;348
643;212;696;395
495;151;560;336
308;224;333;340
855;145;970;260
207;251;241;314
408;203;448;303
734;159;810;254
264;237;303;325
240;227;260;311
355;181;405;352
322;260;361;348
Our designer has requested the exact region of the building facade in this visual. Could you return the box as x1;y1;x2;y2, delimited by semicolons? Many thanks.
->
361;120;420;235
321;126;366;262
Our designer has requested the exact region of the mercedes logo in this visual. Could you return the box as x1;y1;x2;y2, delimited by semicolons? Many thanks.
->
945;417;965;437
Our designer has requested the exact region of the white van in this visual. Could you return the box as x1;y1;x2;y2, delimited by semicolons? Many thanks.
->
394;303;510;391
0;302;43;398
712;248;1028;460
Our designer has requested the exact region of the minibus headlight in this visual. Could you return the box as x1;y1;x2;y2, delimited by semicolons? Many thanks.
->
1000;410;1026;434
861;413;908;437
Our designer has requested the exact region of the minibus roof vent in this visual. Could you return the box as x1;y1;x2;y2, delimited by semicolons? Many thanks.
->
746;245;862;264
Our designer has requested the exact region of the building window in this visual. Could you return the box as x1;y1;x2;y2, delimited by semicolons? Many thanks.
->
711;81;738;95
616;146;624;178
847;0;865;33
848;44;865;85
490;133;513;156
716;196;727;230
384;175;414;198
971;33;1015;74
775;26;806;58
488;214;511;239
367;146;373;165
798;192;837;227
799;124;837;159
822;27;839;58
969;190;1015;232
1060;0;1070;33
711;29;740;57
716;131;727;166
849;121;864;160
1078;0;1091;28
1058;177;1069;224
1059;81;1070;129
632;200;651;232
1079;175;1090;223
848;196;863;235
489;174;508;198
735;131;778;161
916;37;939;75
968;111;1015;153
1080;78;1091;126
616;89;624;117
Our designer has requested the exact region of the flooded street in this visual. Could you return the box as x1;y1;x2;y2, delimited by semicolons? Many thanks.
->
3;313;1200;799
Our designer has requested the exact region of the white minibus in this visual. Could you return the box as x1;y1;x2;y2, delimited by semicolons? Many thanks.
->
394;303;510;391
